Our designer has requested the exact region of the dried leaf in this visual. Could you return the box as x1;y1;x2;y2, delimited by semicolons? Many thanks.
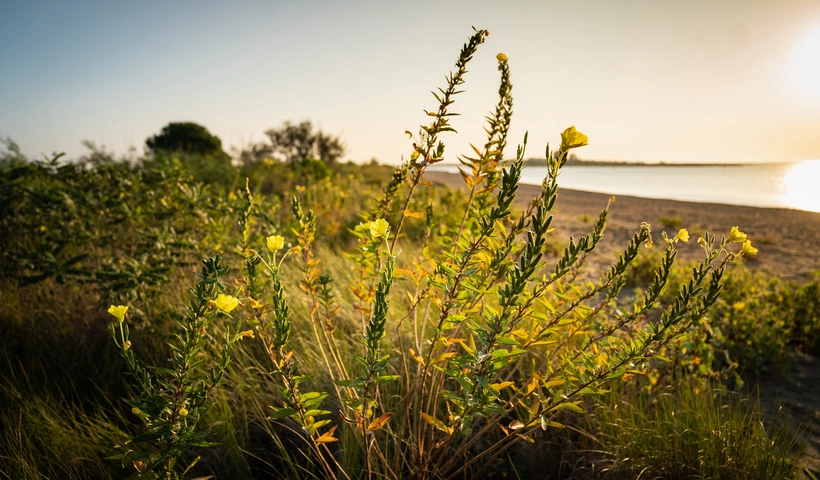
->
367;412;393;431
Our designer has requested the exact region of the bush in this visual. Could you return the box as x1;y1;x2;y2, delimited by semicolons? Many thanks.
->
146;122;226;158
632;252;820;381
660;214;683;229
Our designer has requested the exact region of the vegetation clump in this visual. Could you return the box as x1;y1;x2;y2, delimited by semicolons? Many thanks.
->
0;28;810;480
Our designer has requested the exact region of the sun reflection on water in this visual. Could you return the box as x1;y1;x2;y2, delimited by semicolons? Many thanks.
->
779;160;820;212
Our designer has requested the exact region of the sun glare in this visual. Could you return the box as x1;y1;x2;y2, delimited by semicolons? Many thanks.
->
779;160;820;212
787;26;820;103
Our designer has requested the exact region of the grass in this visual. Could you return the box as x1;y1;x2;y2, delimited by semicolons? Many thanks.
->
589;379;802;479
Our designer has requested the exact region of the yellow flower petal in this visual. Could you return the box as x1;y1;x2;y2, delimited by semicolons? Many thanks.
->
214;294;239;313
108;305;129;322
728;226;747;243
741;239;758;256
560;126;589;151
369;218;390;238
266;235;285;252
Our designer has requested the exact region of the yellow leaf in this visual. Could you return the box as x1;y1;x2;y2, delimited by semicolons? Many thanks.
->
457;167;474;188
490;381;515;391
402;210;425;219
526;373;541;394
420;413;453;435
408;348;425;365
353;305;371;315
367;412;393;431
394;268;415;277
516;433;535;443
510;329;529;340
315;425;338;444
432;352;456;364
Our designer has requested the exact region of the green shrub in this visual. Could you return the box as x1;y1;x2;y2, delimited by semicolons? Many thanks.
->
146;122;227;158
660;214;683;229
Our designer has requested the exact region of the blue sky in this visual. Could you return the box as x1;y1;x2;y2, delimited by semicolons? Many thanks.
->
2;0;820;163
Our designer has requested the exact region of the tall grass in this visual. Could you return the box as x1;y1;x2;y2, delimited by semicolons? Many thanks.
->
589;379;801;479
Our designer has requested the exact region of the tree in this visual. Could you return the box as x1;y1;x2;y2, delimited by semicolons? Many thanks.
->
146;122;226;157
259;120;346;164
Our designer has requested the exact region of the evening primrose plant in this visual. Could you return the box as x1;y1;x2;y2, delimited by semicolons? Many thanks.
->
98;29;762;480
211;29;755;479
110;255;248;479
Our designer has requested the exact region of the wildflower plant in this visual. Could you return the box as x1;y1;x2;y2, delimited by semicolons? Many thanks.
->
98;28;763;480
110;255;246;479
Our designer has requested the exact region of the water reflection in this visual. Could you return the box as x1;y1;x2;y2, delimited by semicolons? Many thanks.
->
431;160;820;212
778;160;820;213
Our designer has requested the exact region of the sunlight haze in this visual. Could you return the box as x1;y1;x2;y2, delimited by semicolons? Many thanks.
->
2;0;819;164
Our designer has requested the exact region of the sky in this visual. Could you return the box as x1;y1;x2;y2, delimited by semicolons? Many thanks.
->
2;0;820;164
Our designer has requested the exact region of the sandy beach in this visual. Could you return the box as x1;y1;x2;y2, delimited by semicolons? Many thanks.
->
426;171;820;281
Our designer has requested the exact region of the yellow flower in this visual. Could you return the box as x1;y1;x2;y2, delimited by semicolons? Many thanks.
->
108;305;128;322
741;239;758;256
727;226;747;243
266;235;285;252
239;330;254;339
560;126;589;151
179;408;189;418
733;301;746;311
698;237;707;247
496;52;508;62
676;229;689;243
214;294;239;313
288;246;302;255
370;218;390;238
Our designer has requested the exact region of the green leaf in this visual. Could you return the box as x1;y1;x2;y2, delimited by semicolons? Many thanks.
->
268;407;297;420
303;409;331;417
376;375;400;384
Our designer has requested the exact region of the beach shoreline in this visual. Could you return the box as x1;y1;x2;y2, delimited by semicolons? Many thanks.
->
425;171;820;280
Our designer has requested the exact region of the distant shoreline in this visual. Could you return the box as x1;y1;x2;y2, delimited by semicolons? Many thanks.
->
431;160;801;168
425;171;820;280
525;159;755;167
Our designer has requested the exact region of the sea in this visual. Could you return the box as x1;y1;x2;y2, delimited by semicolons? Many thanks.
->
428;160;820;213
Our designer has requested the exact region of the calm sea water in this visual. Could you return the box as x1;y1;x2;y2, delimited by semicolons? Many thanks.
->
430;161;820;213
